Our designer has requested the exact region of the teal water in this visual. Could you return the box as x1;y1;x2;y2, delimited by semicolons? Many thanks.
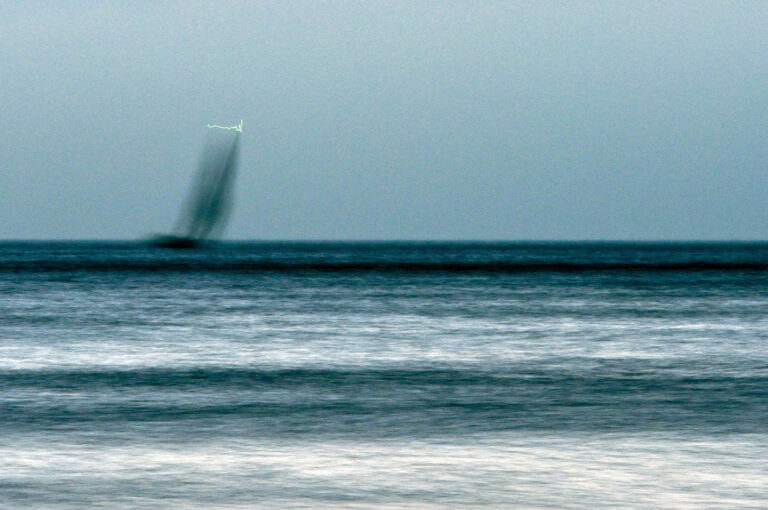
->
1;242;767;508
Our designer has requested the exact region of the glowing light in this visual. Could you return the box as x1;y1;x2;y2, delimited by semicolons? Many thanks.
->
207;118;243;133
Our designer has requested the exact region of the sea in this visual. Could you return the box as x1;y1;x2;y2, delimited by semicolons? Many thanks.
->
1;241;767;508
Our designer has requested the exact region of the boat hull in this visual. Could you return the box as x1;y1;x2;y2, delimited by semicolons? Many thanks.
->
147;235;202;250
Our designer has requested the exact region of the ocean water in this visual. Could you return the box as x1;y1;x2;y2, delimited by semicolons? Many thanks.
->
1;241;767;508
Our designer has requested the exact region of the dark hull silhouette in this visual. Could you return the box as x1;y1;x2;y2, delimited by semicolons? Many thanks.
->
147;235;202;250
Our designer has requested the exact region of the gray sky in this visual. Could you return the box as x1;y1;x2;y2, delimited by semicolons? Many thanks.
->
2;1;767;240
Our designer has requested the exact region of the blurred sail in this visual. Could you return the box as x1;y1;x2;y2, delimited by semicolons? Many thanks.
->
173;130;239;241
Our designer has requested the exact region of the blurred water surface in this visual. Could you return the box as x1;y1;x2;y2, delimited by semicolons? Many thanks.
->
1;242;767;508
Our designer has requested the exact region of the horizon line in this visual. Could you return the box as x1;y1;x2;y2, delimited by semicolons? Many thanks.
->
2;238;768;244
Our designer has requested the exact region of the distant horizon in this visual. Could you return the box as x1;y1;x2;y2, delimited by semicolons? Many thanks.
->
3;238;768;244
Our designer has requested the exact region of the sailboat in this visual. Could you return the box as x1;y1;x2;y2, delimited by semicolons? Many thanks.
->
149;119;242;249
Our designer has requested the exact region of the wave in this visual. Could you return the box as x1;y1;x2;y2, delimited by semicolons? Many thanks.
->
2;365;766;387
2;367;767;436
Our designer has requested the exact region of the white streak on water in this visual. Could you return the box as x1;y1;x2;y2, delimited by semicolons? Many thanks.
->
2;308;768;371
1;433;766;509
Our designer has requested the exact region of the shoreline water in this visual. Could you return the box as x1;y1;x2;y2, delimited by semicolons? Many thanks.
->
1;242;766;507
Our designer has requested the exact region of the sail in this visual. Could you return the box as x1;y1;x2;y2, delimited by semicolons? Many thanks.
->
173;129;240;241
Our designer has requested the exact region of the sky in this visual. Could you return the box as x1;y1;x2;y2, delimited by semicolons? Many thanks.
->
2;1;768;240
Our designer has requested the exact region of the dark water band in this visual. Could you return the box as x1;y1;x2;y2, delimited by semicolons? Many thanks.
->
5;260;768;273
